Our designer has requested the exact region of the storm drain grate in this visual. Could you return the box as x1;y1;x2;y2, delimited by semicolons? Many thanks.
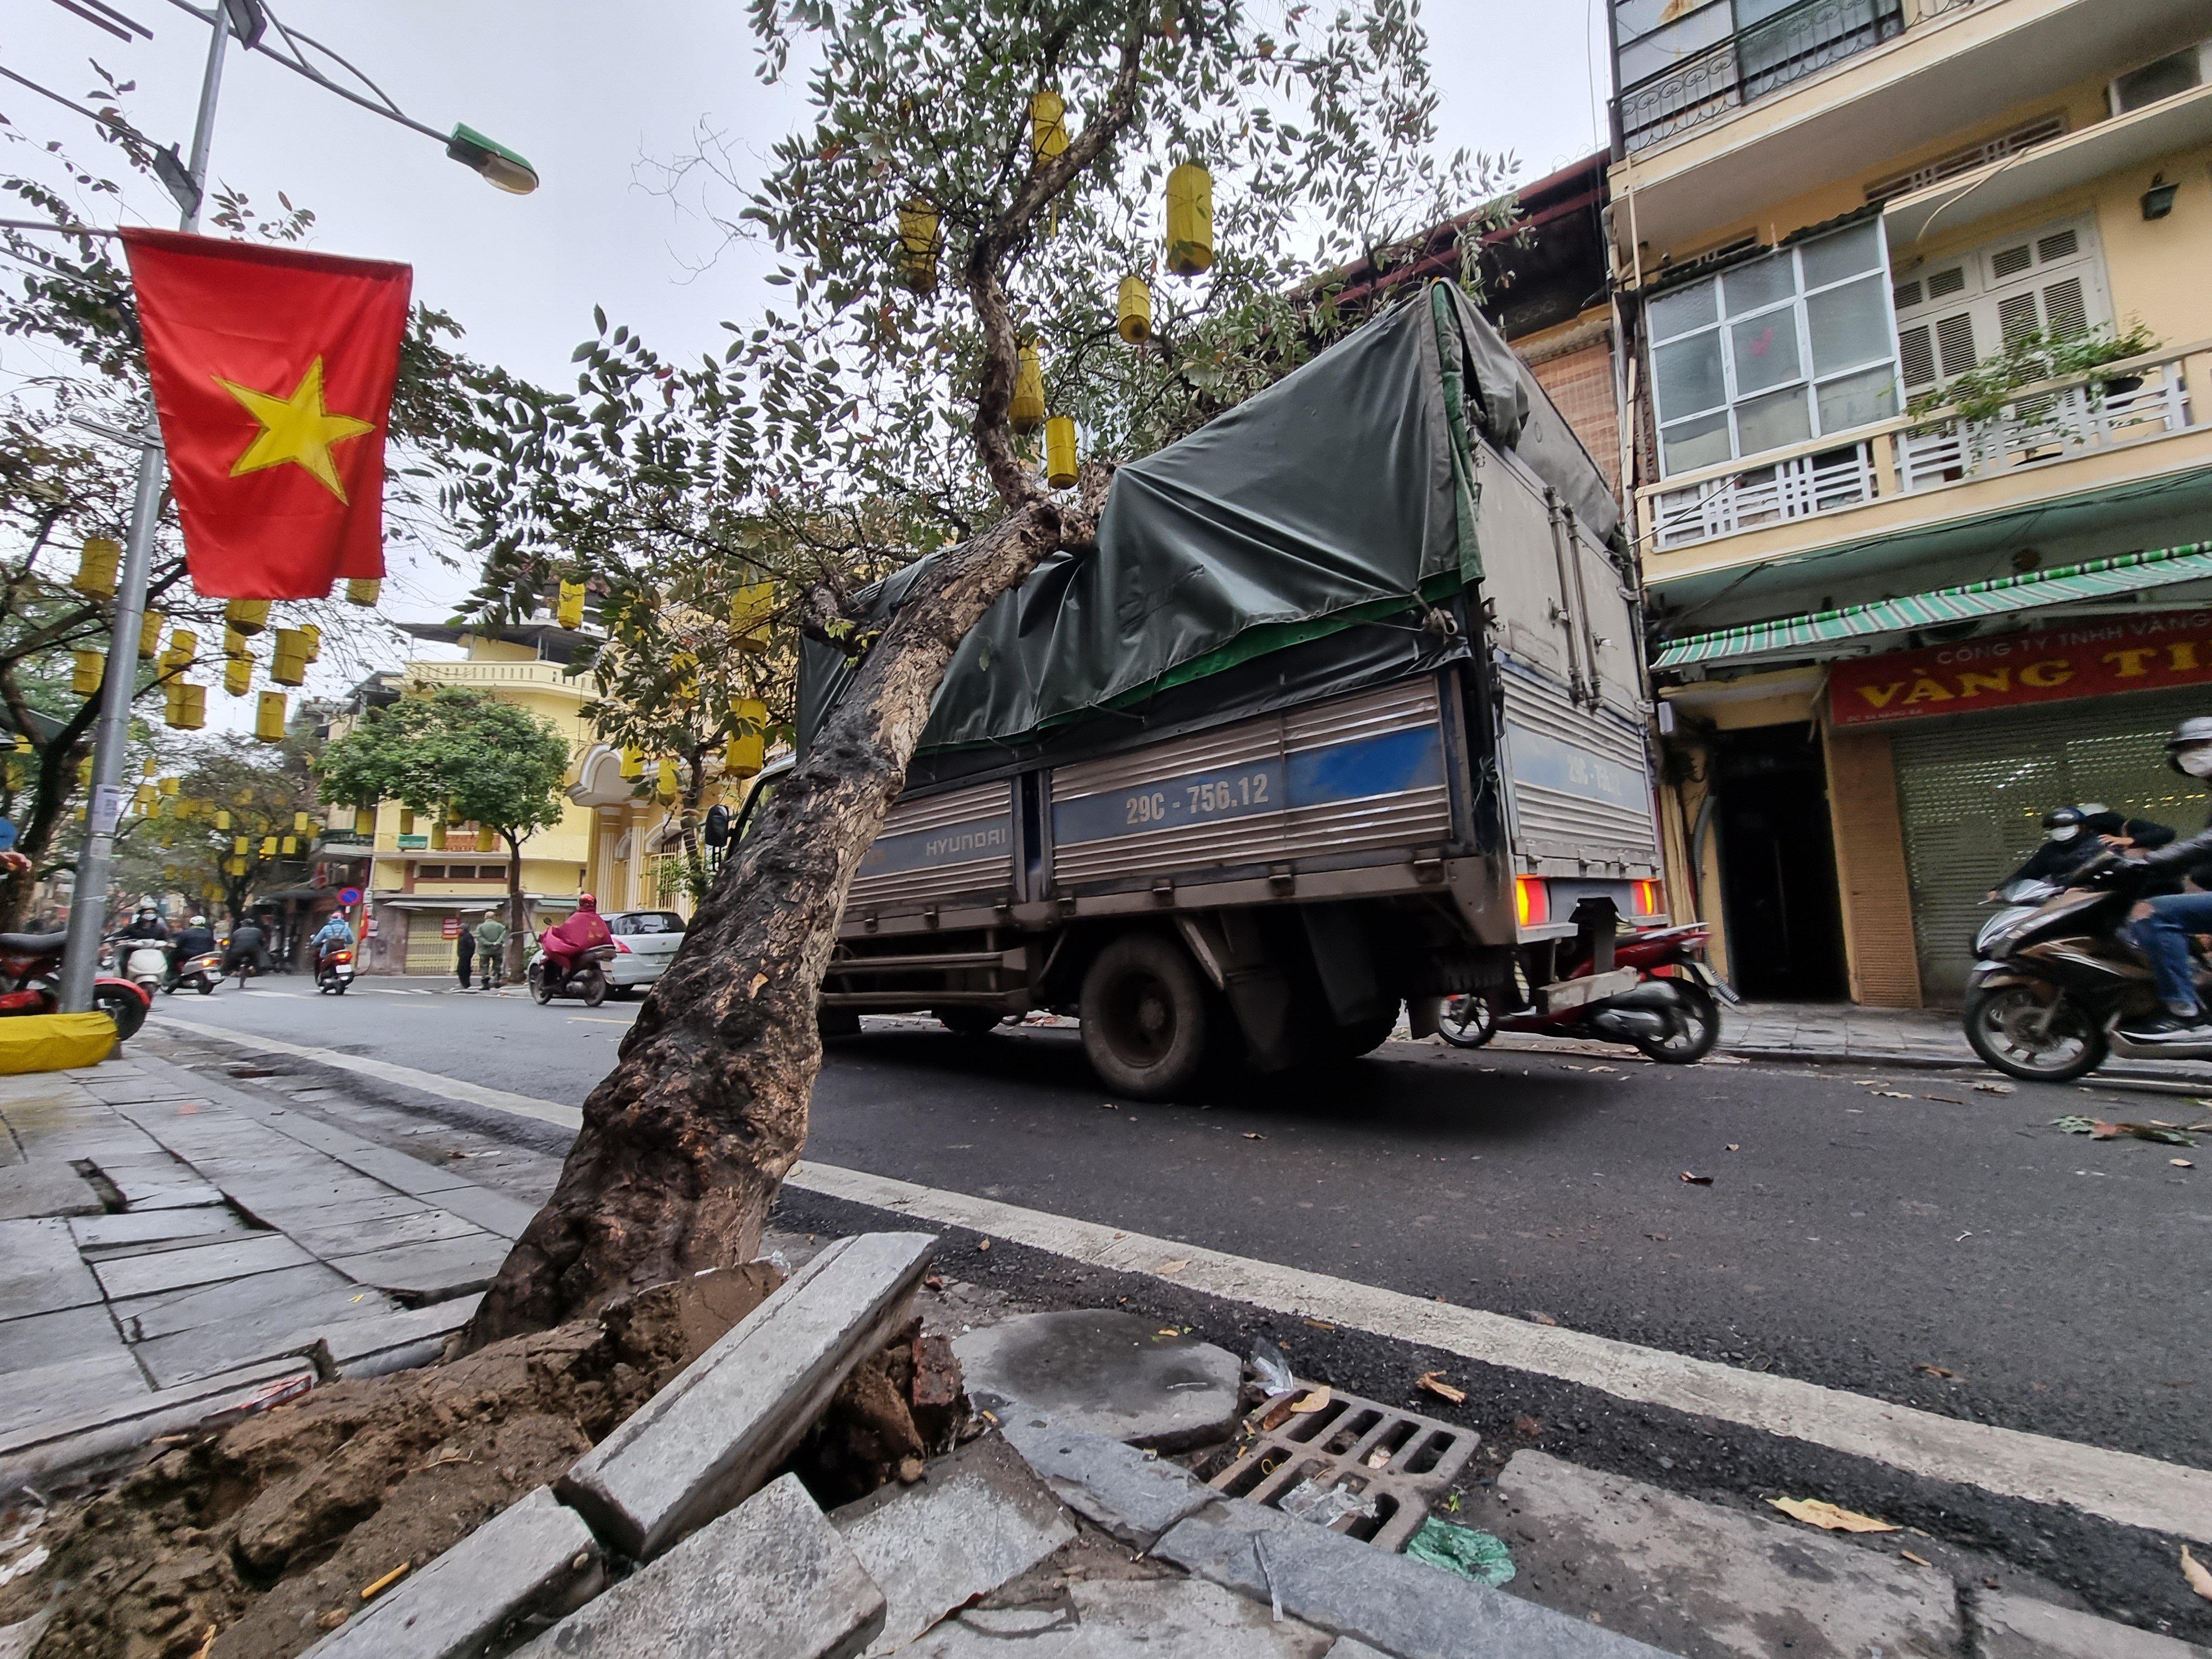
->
1206;1384;1478;1551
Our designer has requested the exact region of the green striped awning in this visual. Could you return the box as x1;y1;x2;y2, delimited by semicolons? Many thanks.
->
1652;544;2212;670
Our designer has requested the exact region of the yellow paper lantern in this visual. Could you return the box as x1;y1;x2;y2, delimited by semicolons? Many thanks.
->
354;807;374;835
138;609;164;660
258;835;276;858
1011;344;1046;435
1030;90;1069;160
726;696;768;778
224;599;269;636
431;820;447;851
299;624;321;663
173;683;206;731
345;578;381;607
71;650;102;697
232;836;248;855
223;626;249;660
227;856;246;877
254;690;286;743
160;776;179;796
1166;162;1213;275
142;756;159;778
731;582;774;652
281;835;298;855
269;650;306;688
133;785;153;812
896;200;940;293
76;757;92;786
655;758;679;801
223;659;252;697
399;808;415;835
556;580;586;629
164;629;198;669
1044;416;1078;489
215;810;232;832
294;811;310;835
619;747;643;782
11;734;27;754
1117;275;1153;345
273;627;311;667
71;538;120;598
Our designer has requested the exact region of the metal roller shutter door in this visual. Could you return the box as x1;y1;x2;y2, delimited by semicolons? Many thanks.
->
1890;690;2211;1004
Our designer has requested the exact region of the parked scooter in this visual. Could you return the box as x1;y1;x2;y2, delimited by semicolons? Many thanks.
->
168;950;224;997
1438;919;1733;1063
0;931;150;1038
1964;867;2211;1079
527;942;615;1007
315;945;356;995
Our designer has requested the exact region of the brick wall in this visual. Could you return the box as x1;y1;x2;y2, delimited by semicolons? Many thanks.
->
1526;342;1621;495
1823;724;1924;1008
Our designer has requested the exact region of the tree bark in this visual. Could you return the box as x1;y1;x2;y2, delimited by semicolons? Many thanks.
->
468;499;1070;1340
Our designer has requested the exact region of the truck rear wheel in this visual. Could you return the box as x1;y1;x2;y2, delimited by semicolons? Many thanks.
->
933;1008;1003;1038
1328;1001;1401;1058
1081;934;1212;1100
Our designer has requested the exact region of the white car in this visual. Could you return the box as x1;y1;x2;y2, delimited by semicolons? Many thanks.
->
603;909;687;993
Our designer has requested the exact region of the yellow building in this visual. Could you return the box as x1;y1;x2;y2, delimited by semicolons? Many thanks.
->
1611;0;2212;1005
325;622;731;974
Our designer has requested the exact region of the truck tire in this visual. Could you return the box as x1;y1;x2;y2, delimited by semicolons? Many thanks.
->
1081;933;1212;1100
933;1008;1003;1038
1328;1001;1401;1058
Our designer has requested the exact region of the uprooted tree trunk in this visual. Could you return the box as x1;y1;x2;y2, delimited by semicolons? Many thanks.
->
467;479;1103;1342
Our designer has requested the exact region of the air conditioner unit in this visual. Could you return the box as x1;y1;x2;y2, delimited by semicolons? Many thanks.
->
2110;39;2212;117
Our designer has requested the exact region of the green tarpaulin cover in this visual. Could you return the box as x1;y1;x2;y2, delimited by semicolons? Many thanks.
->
800;284;1618;755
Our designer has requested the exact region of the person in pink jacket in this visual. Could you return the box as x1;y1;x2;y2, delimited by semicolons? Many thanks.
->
542;893;612;982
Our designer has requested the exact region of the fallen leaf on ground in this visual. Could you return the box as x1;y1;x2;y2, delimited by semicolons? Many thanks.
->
1589;1065;1616;1073
1974;1082;2016;1095
2174;1159;2196;1169
1416;1370;1467;1405
1244;1131;1264;1140
1681;1171;1714;1185
1515;1414;1543;1437
1526;1311;1559;1326
1304;1319;1336;1331
359;1563;409;1602
1366;1447;1393;1468
924;1274;945;1291
1725;1144;1740;1152
2184;1545;2212;1601
1157;1258;1190;1276
1901;1550;1932;1567
1290;1387;1332;1413
1769;1498;1898;1533
1157;1328;1180;1338
1871;1091;1915;1099
1913;1364;1954;1379
1924;1096;1965;1105
976;1239;991;1252
1646;1233;1669;1241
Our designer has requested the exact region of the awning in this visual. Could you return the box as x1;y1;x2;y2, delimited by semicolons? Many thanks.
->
372;893;576;912
1653;544;2212;670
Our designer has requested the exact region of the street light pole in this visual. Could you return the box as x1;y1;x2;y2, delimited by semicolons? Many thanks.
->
58;8;232;1013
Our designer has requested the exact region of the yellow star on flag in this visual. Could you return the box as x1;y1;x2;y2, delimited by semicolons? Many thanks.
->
215;356;375;503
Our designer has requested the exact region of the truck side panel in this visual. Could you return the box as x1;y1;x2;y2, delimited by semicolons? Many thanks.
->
1048;677;1454;893
847;779;1015;914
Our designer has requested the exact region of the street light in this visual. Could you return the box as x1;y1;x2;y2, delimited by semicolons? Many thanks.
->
445;124;539;196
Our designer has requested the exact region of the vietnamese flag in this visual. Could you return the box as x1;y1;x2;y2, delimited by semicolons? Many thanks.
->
121;229;410;599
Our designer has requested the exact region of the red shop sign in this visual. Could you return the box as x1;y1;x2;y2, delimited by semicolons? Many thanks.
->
1829;609;2212;726
441;916;461;938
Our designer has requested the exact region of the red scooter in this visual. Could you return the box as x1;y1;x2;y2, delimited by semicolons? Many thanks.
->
0;930;152;1040
1439;921;1731;1063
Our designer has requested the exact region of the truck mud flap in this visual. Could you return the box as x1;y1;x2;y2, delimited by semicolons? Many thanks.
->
1175;913;1302;1072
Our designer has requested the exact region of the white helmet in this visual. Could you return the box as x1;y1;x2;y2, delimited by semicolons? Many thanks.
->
189;915;206;926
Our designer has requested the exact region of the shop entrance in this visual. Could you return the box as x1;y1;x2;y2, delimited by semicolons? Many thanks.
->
1714;725;1846;1000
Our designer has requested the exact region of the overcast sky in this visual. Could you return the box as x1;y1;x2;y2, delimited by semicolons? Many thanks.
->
7;0;1613;716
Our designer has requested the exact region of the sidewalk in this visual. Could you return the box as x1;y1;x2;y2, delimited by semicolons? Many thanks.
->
0;1050;538;1486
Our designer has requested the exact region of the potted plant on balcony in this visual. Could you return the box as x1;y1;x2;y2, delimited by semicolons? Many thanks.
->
1906;319;2161;426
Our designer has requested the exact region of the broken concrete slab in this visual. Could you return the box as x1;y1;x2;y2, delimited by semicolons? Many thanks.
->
0;1304;130;1376
429;1180;540;1240
1485;1451;1959;1659
322;1144;478;1196
326;1232;509;1300
68;1205;251;1255
996;1412;1216;1545
114;1261;368;1342
562;1230;935;1560
300;1485;601;1659
0;1218;102;1317
88;1230;313;1301
1155;1495;1669;1659
276;1294;484;1380
834;1435;1076;1657
281;1205;484;1259
954;1310;1243;1451
517;1473;885;1659
1977;1590;2212;1658
907;1577;1338;1657
0;1162;103;1219
0;1350;147;1434
0;1355;313;1490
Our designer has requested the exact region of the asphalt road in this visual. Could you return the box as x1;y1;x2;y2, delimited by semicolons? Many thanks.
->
152;974;2212;1477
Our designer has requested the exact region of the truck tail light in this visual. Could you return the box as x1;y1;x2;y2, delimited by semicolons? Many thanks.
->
1632;879;1662;916
1515;876;1548;928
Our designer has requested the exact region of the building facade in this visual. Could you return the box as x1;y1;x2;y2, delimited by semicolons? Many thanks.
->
1611;0;2212;1005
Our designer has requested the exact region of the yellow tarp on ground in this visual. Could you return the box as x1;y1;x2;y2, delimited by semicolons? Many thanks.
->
0;1013;117;1074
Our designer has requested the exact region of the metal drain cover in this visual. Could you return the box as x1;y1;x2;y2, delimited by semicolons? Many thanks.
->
1207;1384;1478;1551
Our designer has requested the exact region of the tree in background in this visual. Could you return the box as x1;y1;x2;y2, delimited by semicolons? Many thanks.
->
465;0;1505;1339
0;97;489;926
117;731;321;922
314;688;570;974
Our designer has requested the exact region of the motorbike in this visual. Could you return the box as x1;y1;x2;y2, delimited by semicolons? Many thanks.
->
167;950;223;996
1963;868;2211;1079
315;946;356;995
1438;920;1734;1063
0;930;151;1039
528;942;616;1008
111;937;169;1000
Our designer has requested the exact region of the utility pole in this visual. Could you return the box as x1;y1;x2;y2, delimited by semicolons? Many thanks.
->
57;8;236;1012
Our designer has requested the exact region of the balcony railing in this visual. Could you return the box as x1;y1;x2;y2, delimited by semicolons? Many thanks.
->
1639;343;2208;553
1619;0;1911;153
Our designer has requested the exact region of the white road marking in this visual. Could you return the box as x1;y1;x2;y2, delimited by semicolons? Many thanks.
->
149;1015;2212;1540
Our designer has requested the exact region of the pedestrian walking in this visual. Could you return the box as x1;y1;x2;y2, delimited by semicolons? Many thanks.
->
474;912;508;991
455;922;476;990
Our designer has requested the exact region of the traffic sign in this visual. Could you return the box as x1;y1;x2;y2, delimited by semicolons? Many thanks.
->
338;886;362;906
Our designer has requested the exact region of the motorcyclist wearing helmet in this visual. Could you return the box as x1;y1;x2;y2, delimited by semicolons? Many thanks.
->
2116;717;2212;1039
167;914;215;988
1992;808;2101;895
541;893;610;986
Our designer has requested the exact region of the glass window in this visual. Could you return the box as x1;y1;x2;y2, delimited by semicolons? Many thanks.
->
1616;5;1734;86
1654;333;1726;420
1800;221;1884;288
1648;279;1718;343
1661;410;1733;474
1806;275;1892;374
1736;387;1812;453
1816;365;1900;432
1730;310;1802;394
1723;254;1793;317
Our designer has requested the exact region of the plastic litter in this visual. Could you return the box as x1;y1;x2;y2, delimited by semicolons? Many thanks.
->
1279;1477;1379;1529
1405;1517;1515;1587
1250;1338;1294;1396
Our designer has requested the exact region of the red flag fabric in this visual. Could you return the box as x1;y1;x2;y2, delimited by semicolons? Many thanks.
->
121;229;411;599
